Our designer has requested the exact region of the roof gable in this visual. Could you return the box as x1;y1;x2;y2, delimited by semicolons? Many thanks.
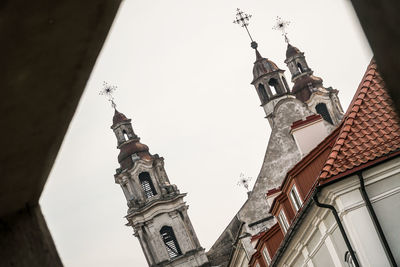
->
319;60;400;181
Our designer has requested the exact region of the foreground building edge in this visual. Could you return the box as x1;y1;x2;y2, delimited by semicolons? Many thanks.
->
250;60;400;267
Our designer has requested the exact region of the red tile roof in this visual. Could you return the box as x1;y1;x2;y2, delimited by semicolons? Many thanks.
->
319;60;400;180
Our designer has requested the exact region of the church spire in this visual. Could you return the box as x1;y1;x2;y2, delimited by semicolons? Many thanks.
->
234;9;290;115
101;85;209;266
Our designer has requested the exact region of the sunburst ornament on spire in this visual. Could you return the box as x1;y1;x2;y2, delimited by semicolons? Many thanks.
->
99;81;117;109
233;8;257;48
237;173;252;192
273;16;291;43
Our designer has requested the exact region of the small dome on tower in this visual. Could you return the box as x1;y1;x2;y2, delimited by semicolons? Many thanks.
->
286;43;301;59
252;50;281;82
113;109;129;126
292;75;323;102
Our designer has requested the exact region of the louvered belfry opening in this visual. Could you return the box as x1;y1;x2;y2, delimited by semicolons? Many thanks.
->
139;172;157;198
160;226;182;259
316;103;333;124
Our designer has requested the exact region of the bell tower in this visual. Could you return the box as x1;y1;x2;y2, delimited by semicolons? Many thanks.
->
251;42;292;126
111;109;209;267
284;43;344;125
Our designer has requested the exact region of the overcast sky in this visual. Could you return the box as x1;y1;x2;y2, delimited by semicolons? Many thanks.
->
40;0;372;266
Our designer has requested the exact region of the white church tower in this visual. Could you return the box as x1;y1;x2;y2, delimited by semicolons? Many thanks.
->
110;109;209;267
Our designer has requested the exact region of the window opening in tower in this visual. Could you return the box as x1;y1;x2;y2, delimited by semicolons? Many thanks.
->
160;226;182;258
258;84;268;103
139;172;157;198
122;130;129;141
297;62;304;73
268;78;279;95
316;103;333;124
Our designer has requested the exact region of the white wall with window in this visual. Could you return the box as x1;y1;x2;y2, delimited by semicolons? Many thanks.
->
270;157;400;267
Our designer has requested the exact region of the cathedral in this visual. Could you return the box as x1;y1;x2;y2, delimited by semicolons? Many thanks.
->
107;12;346;266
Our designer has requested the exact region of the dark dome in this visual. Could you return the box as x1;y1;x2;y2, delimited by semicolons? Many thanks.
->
112;109;129;126
286;44;301;59
252;50;281;82
292;75;323;102
118;140;151;163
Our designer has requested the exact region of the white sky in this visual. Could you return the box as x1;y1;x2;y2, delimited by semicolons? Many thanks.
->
40;0;372;266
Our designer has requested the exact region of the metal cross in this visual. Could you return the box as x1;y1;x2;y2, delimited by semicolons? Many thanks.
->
99;81;117;109
237;173;252;192
272;16;291;43
233;8;255;43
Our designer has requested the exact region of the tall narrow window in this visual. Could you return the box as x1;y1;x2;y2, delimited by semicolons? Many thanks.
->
262;246;271;264
289;184;303;212
258;84;269;103
139;172;157;198
316;103;333;124
122;130;129;141
297;63;304;73
268;78;279;95
160;226;182;259
278;209;290;234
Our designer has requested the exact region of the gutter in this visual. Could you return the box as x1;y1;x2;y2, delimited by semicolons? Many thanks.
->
313;191;360;267
357;172;397;266
270;151;400;266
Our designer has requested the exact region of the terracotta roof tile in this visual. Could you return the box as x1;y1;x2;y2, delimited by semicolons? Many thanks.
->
319;60;400;180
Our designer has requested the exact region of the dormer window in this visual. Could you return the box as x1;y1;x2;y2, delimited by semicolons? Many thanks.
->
278;209;290;234
139;172;157;198
160;226;182;259
262;246;271;264
289;184;303;212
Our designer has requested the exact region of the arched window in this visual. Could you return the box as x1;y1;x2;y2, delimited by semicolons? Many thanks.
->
139;172;157;198
316;103;333;124
268;78;279;95
160;226;182;258
122;130;129;141
297;63;304;73
257;84;268;103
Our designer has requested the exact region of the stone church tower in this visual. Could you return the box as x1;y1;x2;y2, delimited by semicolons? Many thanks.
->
111;109;209;267
208;39;344;265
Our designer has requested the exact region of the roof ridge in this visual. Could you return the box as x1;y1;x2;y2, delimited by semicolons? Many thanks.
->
319;59;377;179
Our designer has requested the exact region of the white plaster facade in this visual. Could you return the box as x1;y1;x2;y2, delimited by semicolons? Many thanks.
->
274;156;400;266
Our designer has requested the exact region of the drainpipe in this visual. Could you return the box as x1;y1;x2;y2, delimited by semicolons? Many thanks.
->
357;172;397;266
313;192;361;267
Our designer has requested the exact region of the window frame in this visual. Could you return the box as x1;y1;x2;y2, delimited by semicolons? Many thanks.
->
278;209;290;234
160;226;182;259
139;172;157;199
262;246;271;264
289;183;303;212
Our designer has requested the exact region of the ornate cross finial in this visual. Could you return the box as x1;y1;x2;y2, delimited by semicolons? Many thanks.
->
233;8;257;48
237;173;252;192
273;16;291;44
99;82;117;109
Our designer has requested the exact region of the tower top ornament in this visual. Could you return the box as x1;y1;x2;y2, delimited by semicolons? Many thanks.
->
237;173;252;192
272;16;291;44
99;82;117;109
233;8;258;49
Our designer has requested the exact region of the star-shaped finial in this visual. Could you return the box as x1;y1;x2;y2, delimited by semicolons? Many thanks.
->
99;82;118;109
237;173;252;192
272;16;291;43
